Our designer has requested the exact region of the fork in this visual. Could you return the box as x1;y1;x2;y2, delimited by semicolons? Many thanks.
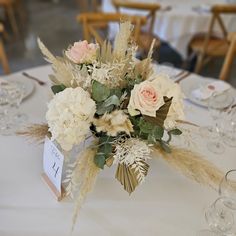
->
22;72;46;86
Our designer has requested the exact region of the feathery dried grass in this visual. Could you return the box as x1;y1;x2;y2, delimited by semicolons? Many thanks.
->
17;124;50;143
70;145;100;232
113;21;133;60
152;146;224;190
38;38;74;87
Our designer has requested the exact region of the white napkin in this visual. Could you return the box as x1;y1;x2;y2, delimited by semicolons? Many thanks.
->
192;81;231;100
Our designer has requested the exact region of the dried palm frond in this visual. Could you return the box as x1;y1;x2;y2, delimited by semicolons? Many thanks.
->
17;124;50;143
152;145;224;190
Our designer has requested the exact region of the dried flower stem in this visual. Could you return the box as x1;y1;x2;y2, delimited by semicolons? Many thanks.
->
152;145;224;190
17;124;50;143
71;145;100;232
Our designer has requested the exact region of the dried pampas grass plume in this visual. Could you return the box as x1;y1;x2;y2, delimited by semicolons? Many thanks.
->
17;124;50;143
70;146;100;232
152;146;224;190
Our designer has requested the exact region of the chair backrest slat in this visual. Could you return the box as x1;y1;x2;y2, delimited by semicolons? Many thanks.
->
199;4;236;57
112;0;160;34
77;13;147;45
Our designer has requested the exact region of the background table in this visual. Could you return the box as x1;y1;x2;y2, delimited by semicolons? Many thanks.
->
102;0;236;59
0;65;236;236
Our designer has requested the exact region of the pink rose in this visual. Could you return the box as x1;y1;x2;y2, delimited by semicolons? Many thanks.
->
128;80;164;117
65;40;98;64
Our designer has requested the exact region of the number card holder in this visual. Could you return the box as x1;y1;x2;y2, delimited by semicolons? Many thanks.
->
42;136;65;201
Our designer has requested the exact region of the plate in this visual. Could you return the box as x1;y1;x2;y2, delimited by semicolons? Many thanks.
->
1;75;35;101
180;74;236;108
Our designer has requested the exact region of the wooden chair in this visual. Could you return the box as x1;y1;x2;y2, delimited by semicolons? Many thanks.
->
0;0;19;36
75;0;100;12
219;32;236;81
0;23;10;74
77;12;146;45
112;0;161;54
188;4;236;74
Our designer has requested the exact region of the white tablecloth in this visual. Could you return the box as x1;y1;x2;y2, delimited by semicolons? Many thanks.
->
0;65;236;236
102;0;236;59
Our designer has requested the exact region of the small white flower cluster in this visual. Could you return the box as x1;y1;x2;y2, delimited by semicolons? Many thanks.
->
46;87;96;151
114;137;151;183
114;137;151;166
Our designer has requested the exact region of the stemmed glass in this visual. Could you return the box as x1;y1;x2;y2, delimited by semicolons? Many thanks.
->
206;92;234;154
221;107;236;148
219;170;236;211
8;85;27;124
0;81;27;135
205;197;234;234
0;85;11;135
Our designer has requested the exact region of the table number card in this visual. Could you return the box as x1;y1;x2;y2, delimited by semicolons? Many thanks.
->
42;136;64;200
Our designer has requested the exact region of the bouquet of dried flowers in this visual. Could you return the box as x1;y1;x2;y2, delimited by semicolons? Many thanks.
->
22;21;226;229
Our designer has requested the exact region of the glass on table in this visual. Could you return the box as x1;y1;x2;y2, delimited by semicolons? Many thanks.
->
0;85;11;134
206;92;234;154
221;106;236;148
219;170;236;211
8;84;27;124
0;81;27;135
205;197;234;234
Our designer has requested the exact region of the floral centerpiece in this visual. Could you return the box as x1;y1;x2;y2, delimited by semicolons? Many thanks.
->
22;21;226;230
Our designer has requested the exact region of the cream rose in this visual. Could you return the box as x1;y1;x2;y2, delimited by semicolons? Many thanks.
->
65;40;98;64
151;74;185;129
128;80;164;117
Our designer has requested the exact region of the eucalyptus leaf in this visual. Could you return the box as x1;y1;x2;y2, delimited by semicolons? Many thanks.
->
104;95;120;107
138;119;154;134
110;88;122;98
152;126;164;140
147;134;156;144
99;142;112;158
160;141;171;153
96;103;114;115
169;129;182;135
92;80;110;102
51;84;66;94
94;153;106;169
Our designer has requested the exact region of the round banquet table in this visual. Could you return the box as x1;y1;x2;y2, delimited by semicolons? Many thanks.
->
102;0;236;59
0;65;236;236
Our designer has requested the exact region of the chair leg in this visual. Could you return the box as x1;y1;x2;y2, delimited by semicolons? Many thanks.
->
194;53;204;74
6;6;19;36
219;38;236;81
0;39;10;74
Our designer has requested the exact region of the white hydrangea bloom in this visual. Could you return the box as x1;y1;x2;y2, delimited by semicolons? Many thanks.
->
46;87;96;151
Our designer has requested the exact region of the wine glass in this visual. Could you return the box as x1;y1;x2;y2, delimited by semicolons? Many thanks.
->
206;92;234;154
205;197;234;234
0;85;12;135
221;107;236;148
8;84;27;124
219;170;236;210
0;81;27;135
